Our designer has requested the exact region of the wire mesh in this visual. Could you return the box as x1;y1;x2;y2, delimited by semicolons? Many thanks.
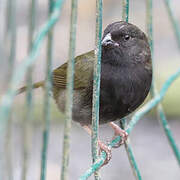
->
0;0;180;180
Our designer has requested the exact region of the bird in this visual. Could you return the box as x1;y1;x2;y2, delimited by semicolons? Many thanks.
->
18;21;152;165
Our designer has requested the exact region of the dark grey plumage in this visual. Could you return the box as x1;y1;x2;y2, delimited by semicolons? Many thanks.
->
52;21;152;125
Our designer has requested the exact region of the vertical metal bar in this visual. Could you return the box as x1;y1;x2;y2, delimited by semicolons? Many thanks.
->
61;0;78;179
4;120;13;180
3;0;17;179
146;0;154;84
121;1;142;179
120;121;142;180
22;0;36;179
40;1;54;180
146;0;180;165
122;0;129;23
92;0;103;179
5;0;17;83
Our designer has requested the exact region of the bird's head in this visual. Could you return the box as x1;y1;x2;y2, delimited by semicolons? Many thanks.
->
101;21;151;66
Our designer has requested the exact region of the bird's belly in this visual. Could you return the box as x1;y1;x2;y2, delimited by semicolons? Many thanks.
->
54;88;120;125
99;75;151;122
99;94;130;123
54;88;92;125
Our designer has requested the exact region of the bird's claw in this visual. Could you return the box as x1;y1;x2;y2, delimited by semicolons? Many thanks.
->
112;129;128;148
98;140;112;166
109;122;128;148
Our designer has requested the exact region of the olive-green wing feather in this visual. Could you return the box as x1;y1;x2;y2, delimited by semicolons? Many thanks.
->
53;50;94;90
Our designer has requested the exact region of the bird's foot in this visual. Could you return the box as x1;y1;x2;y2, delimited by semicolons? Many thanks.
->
82;125;112;166
109;122;128;148
98;140;112;166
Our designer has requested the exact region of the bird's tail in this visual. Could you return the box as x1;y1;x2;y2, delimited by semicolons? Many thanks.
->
17;81;44;95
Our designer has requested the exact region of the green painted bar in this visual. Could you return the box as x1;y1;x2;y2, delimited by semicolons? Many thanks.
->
124;141;142;180
121;1;142;180
4;0;17;179
122;0;129;23
92;0;103;180
40;1;55;180
120;120;142;180
146;0;154;90
4;0;17;81
22;1;37;179
147;0;180;165
60;0;78;179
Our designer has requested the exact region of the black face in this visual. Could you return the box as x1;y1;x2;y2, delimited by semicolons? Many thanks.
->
101;21;151;66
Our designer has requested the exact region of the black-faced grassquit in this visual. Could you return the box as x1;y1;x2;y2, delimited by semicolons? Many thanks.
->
18;21;152;164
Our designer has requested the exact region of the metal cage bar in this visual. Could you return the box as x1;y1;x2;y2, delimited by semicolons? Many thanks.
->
22;0;37;179
91;0;103;179
61;0;78;179
120;1;142;179
40;0;55;180
122;0;129;23
3;0;17;178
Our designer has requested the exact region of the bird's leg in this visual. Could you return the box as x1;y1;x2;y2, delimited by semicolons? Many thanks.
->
109;122;128;148
82;125;112;166
82;125;92;136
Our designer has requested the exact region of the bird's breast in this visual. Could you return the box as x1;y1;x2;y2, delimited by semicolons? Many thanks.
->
99;63;152;121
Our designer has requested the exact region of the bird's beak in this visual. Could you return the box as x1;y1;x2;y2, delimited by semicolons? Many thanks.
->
101;33;119;47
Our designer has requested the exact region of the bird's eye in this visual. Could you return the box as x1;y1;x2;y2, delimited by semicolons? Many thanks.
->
124;34;130;41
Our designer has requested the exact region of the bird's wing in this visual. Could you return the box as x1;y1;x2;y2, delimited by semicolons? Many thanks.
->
53;50;94;90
